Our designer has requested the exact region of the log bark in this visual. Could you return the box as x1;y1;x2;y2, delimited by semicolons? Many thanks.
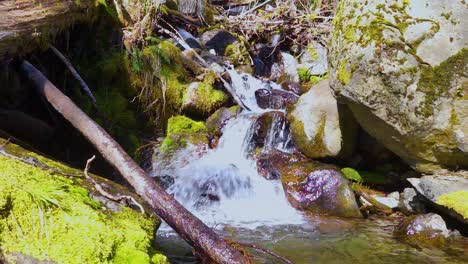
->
0;0;96;59
19;60;247;264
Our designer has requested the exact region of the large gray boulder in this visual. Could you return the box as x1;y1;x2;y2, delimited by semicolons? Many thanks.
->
329;0;468;173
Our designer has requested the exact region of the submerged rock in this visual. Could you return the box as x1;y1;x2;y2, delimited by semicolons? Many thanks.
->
0;138;168;264
329;0;468;173
395;213;451;247
287;80;343;158
279;161;362;217
255;88;299;109
408;172;468;224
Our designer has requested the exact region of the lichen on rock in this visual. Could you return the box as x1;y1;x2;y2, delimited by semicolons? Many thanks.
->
329;0;468;173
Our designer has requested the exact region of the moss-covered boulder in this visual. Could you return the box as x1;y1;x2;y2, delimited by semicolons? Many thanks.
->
182;71;228;117
329;0;468;173
408;171;468;224
0;139;168;264
153;116;209;176
287;80;346;158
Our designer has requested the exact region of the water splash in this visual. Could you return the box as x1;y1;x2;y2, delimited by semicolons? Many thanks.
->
156;69;304;230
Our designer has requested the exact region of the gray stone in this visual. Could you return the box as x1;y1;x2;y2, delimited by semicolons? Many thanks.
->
287;80;343;158
408;171;468;223
329;0;468;173
298;41;328;76
399;187;426;215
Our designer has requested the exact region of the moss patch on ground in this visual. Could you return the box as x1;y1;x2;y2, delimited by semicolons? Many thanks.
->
437;191;468;219
0;141;167;264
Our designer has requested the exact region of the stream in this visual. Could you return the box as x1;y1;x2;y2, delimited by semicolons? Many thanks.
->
153;69;468;264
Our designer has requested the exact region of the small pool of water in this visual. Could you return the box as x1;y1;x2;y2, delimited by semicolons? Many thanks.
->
156;215;468;264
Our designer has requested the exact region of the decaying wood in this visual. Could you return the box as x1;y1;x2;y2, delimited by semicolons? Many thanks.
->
0;0;96;59
19;60;247;264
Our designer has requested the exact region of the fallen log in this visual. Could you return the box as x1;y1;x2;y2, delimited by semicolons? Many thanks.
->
19;60;247;264
0;0;96;59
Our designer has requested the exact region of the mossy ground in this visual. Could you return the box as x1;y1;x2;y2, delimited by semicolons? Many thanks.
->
437;191;468;219
0;140;168;264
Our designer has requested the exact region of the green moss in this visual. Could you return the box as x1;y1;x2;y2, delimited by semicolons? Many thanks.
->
160;115;208;153
224;42;250;66
416;48;468;117
158;41;183;65
166;115;207;135
437;191;468;219
298;67;329;85
183;71;228;115
306;45;319;60
0;152;167;264
341;168;363;182
337;59;351;85
341;167;388;185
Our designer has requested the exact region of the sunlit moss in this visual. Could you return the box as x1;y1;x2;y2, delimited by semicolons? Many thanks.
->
0;150;167;264
437;191;468;219
160;115;208;153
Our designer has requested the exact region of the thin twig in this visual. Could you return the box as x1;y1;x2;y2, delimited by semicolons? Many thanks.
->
50;46;97;105
84;155;145;213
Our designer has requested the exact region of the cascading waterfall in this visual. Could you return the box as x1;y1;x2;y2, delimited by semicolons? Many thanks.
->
157;68;303;230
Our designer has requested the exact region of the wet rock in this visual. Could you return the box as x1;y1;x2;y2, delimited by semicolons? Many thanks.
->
271;52;300;83
254;88;299;109
205;106;241;138
252;44;279;77
200;30;239;56
280;162;362;217
408;172;468;224
329;0;468;173
399;188;426;215
395;213;451;246
256;149;308;180
287;80;343;158
251;112;294;152
281;81;302;95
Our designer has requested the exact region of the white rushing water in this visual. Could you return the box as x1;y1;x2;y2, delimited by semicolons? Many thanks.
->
157;69;304;231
